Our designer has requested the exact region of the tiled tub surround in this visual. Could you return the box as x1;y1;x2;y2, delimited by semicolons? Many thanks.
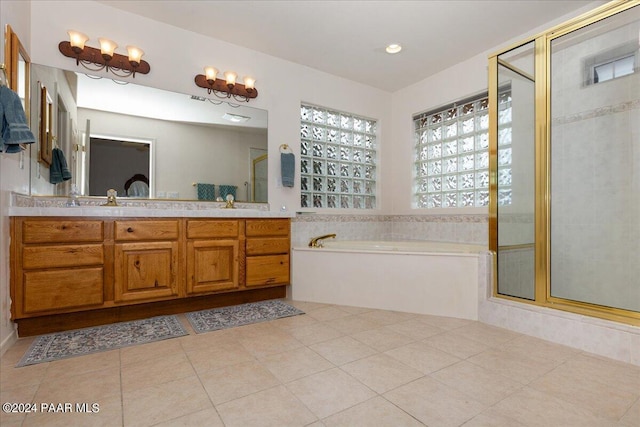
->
292;213;487;247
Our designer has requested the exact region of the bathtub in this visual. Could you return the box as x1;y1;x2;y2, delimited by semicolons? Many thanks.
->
291;240;486;320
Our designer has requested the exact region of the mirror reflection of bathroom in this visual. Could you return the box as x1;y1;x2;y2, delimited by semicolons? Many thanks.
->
88;136;151;198
250;148;268;203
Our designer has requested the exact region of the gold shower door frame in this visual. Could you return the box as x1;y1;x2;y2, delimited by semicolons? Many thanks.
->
489;0;640;326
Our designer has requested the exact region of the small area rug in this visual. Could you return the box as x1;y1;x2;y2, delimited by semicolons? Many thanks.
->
17;315;187;367
186;299;304;334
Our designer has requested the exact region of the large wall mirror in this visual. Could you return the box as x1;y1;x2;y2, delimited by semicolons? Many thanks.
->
28;64;268;203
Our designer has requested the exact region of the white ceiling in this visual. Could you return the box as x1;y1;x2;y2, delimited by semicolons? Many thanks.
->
96;0;599;92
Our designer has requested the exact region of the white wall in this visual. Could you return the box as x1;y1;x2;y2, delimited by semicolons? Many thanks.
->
28;0;393;214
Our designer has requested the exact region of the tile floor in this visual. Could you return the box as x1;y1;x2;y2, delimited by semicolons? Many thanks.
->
1;300;639;427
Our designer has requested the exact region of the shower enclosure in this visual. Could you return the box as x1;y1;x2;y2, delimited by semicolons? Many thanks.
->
489;0;639;324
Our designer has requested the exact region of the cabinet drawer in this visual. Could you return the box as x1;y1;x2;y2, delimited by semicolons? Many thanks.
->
246;219;289;237
246;237;289;255
246;255;290;287
23;268;104;313
115;220;179;241
187;220;239;239
23;244;104;269
22;220;104;243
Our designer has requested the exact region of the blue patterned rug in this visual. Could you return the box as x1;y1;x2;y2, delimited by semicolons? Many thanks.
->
17;315;187;367
186;300;304;334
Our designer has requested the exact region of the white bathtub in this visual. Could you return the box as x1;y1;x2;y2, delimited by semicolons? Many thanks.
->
291;240;486;320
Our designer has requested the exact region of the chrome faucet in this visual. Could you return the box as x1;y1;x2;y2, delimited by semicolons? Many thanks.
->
308;233;336;248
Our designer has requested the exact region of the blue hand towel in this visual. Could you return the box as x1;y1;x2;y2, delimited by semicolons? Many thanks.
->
0;86;35;152
196;183;215;200
281;152;295;188
219;185;237;200
50;147;72;184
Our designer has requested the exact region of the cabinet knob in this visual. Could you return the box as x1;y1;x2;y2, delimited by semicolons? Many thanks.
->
127;227;134;233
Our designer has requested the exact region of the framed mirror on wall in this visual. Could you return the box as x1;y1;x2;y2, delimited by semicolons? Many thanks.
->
38;83;53;166
4;25;30;122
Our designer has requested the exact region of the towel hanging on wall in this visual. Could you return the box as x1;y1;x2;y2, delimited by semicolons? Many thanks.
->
0;85;35;153
196;183;215;200
280;144;295;188
49;147;72;184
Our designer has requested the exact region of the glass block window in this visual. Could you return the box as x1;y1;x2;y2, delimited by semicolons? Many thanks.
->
413;91;512;208
300;104;377;209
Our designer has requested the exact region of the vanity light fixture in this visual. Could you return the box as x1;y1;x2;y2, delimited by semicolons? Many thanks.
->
58;30;150;78
194;66;258;102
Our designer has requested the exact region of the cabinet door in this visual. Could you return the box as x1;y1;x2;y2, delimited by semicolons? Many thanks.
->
114;241;179;302
246;255;290;287
22;268;104;314
187;240;239;294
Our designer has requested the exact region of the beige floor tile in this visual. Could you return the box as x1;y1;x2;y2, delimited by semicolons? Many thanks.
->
322;396;423;427
384;376;486;427
0;337;36;367
286;368;376;419
0;384;38;425
216;385;317;427
199;360;281;404
341;354;424;394
351;327;415;352
530;358;639;421
384;319;446;340
185;340;255;374
466;348;558;385
619;398;640;427
270;313;318;330
153;408;224;427
238;329;305;358
261;346;334;383
120;336;186;366
497;335;579;364
462;407;527;427
121;352;195;392
491;386;618;427
123;375;212;427
325;315;382;335
22;394;122;427
355;310;416;325
334;305;374;315
385;341;460;374
286;322;344;346
561;353;640;396
418;314;473;330
305;306;353;322
309;336;377;366
430;360;523;406
0;362;49;390
448;322;520;347
43;349;120;381
178;328;239;353
286;300;332;312
423;331;490;359
34;366;121;403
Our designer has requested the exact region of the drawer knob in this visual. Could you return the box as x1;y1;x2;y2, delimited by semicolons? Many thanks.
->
127;227;134;233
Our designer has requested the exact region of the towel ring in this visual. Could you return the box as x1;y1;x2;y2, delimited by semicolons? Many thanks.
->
279;144;292;154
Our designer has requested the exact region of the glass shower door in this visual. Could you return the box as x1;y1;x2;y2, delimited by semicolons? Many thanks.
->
494;41;537;300
549;7;640;312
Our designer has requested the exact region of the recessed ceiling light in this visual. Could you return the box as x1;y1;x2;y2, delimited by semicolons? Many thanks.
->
223;113;250;123
385;43;402;54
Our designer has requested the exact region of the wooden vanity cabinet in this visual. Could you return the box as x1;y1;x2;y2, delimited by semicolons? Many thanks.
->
245;219;291;287
11;218;108;317
186;219;242;294
113;220;180;303
10;216;291;335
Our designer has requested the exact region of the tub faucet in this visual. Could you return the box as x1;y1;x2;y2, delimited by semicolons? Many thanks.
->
308;233;336;248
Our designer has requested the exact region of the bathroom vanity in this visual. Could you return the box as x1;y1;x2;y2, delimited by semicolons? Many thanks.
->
9;200;291;336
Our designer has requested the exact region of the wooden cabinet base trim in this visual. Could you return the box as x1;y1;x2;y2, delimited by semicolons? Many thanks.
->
13;286;287;337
